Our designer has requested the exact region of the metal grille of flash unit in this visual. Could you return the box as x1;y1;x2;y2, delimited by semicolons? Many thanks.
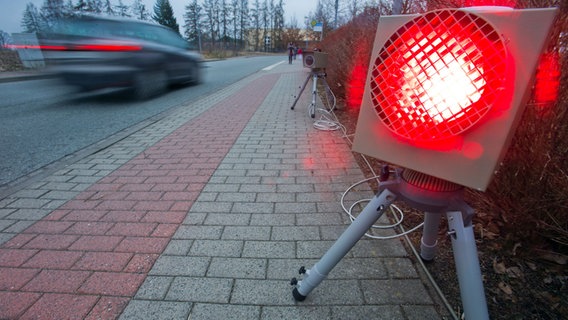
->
370;9;508;142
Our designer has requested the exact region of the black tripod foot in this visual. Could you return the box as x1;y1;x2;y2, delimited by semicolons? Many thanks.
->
292;287;306;301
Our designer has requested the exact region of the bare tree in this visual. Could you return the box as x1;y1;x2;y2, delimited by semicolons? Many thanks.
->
203;0;221;49
250;0;262;50
183;0;202;49
131;0;149;20
115;0;132;17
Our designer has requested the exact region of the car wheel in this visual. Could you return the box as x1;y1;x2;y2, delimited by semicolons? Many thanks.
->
132;69;167;100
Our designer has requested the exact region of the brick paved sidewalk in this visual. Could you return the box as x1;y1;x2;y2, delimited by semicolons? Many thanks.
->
0;61;447;319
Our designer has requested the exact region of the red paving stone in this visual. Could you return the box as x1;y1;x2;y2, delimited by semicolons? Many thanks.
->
0;292;41;319
0;74;280;319
23;234;79;250
124;253;159;273
85;296;130;320
22;270;91;293
22;250;83;269
73;252;133;271
69;235;123;251
20;293;99;320
0;267;39;290
0;249;37;267
78;272;146;296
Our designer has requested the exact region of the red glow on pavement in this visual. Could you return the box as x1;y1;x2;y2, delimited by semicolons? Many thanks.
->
302;156;315;169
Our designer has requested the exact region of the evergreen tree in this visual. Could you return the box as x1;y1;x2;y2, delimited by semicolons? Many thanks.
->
74;0;88;13
40;0;66;29
21;3;43;33
153;0;180;34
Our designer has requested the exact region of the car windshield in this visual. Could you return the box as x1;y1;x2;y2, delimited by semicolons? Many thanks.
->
51;18;190;50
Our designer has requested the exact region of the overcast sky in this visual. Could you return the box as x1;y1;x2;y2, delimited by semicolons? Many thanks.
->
0;0;315;34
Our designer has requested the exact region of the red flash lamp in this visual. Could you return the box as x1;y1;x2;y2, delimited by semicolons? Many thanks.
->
353;7;558;191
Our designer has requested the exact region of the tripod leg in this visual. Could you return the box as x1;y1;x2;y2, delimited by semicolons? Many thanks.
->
446;210;489;320
420;212;442;261
309;73;317;118
292;189;397;301
291;74;312;110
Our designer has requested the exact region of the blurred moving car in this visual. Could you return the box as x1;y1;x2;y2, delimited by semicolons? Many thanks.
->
39;15;204;99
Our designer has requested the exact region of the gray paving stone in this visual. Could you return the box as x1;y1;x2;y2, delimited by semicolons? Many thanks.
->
403;305;444;320
384;257;420;278
189;239;243;257
295;280;365;306
119;300;191;320
182;212;207;225
243;240;296;258
296;241;341;259
207;257;266;278
189;201;234;213
163;239;193;255
296;213;343;226
204;213;251;225
239;184;277;193
231;202;274;214
216;192;257;202
174;225;223;240
165;277;232;303
222;226;271;240
0;208;16;219
350;238;408;257
149;256;210;276
330;305;405;320
361;279;434;304
250;213;295;226
261;306;331;320
190;303;260;320
230;279;295;305
134;276;174;299
0;219;16;231
4;220;39;233
275;202;316;214
8;198;51;209
271;226;320;241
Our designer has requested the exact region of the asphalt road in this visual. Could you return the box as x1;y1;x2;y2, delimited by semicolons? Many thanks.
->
0;55;285;188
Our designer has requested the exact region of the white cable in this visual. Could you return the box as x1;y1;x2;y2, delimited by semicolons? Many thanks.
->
340;176;425;240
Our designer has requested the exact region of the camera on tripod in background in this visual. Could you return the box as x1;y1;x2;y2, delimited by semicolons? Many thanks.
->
302;51;328;69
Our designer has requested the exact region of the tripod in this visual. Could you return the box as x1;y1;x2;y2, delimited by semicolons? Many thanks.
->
291;169;489;320
291;69;326;118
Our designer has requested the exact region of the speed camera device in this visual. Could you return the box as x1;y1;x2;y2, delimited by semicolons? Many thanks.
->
352;7;558;191
303;51;328;69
